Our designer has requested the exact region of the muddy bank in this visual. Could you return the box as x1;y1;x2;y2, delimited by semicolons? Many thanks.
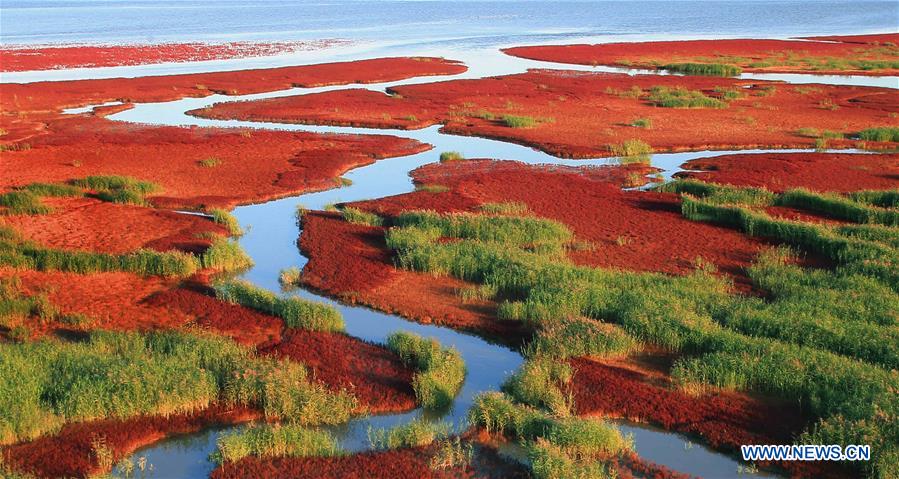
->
192;70;898;159
503;34;899;76
1;40;349;72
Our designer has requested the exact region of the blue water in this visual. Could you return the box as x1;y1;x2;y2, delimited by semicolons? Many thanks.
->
2;0;896;47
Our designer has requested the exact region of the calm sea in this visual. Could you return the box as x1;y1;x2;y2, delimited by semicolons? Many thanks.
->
2;0;896;48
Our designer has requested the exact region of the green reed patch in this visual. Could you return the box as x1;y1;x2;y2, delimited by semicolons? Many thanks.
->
607;139;652;162
439;151;465;162
215;279;344;333
209;208;244;236
385;208;898;477
849;190;899;209
214;424;342;463
71;175;160;206
341;207;384;227
663;63;742;77
857;127;899;143
479;202;530;216
200;236;254;272
0;330;358;446
648;86;728;108
386;331;465;409
368;418;452;449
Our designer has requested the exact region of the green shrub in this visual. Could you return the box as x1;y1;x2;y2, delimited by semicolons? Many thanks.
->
386;332;465;409
214;279;344;333
439;151;465;162
502;357;573;415
214;424;342;463
368;418;451;449
663;63;742;77
647;86;728;108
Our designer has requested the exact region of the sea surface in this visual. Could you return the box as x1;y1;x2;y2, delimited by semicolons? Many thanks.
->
2;0;897;48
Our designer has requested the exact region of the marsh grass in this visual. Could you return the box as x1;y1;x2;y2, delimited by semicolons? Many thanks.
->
629;118;652;129
663;63;742;76
849;190;899;208
416;184;450;193
647;86;728;109
430;437;473;470
858;127;899;142
214;424;342;463
386;332;465;409
210;208;244;236
200;237;254;272
386;208;898;476
479;202;530;216
439;151;465;162
279;267;303;289
214;279;344;333
502;115;538;128
71;175;160;206
0;330;358;446
368;418;451;449
608;139;652;162
341;207;384;227
198;157;221;168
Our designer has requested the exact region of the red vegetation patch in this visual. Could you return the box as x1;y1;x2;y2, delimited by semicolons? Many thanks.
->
261;329;416;413
195;69;898;158
210;443;530;479
503;34;899;76
2;197;226;254
568;356;848;478
300;211;524;342
800;33;899;45
676;152;899;193
1;57;466;113
353;160;772;286
2;404;258;479
1;115;429;210
1;40;348;72
2;268;190;336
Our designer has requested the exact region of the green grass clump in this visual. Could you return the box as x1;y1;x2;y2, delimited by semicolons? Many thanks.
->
849;190;899;209
776;189;899;226
279;267;303;288
713;86;746;100
608;139;652;161
200;237;254;272
198;157;221;168
502;115;538;128
858;127;899;143
647;86;728;109
0;330;358;446
415;184;450;193
655;179;774;206
479;202;530;216
502;357;572;416
22;183;82;198
368;418;451;449
630;118;652;129
71;175;159;206
393;210;572;250
0;191;51;215
663;63;742;77
341;207;384;227
214;279;344;333
386;332;465;409
209;208;244;236
439;151;465;162
525;318;641;361
214;424;342;463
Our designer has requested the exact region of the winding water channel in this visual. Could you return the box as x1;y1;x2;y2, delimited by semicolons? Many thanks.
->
76;46;896;478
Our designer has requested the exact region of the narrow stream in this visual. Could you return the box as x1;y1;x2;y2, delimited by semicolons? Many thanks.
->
93;47;895;478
